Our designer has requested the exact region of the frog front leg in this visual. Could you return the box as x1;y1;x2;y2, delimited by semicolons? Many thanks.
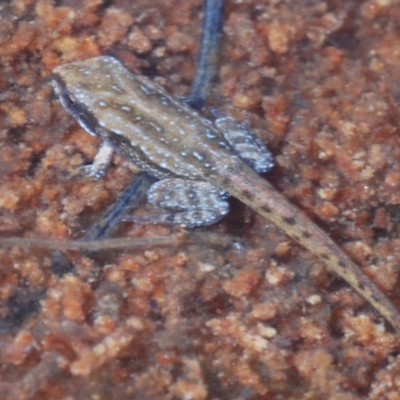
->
126;178;230;228
52;81;116;179
82;141;115;179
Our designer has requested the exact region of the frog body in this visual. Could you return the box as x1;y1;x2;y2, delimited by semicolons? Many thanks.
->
52;56;400;331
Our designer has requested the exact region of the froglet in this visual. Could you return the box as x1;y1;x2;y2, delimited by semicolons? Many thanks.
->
52;56;400;331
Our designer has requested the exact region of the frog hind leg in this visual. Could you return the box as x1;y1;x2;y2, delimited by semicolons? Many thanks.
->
215;116;274;173
125;178;229;228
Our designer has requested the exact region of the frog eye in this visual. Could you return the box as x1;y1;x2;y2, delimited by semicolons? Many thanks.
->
58;89;98;136
59;90;85;118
